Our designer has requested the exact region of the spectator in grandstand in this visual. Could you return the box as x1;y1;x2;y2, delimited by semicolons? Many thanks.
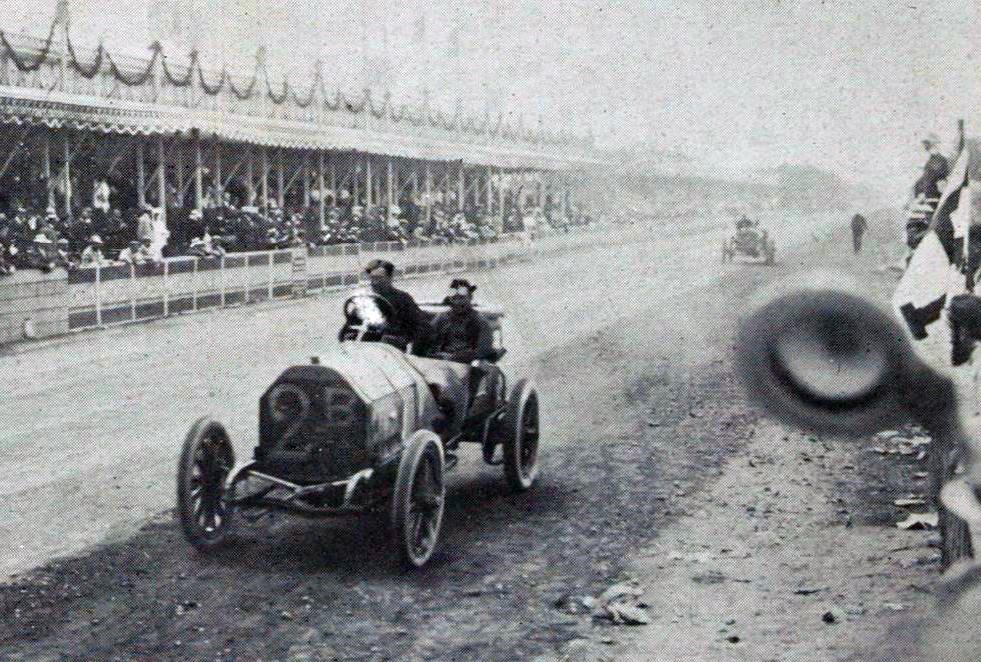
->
117;239;154;265
92;178;111;213
136;205;154;245
20;234;57;273
54;238;74;270
80;235;107;266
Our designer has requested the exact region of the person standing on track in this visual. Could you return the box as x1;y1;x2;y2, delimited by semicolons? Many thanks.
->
850;212;868;254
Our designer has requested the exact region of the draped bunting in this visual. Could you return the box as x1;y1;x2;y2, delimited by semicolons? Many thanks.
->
0;14;588;149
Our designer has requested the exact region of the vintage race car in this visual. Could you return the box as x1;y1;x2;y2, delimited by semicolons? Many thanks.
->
176;292;540;568
722;220;776;265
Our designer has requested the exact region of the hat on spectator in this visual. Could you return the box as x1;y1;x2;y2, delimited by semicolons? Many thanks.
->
33;233;53;244
45;207;57;219
89;235;103;245
189;209;203;220
57;238;69;246
190;238;205;247
129;240;141;248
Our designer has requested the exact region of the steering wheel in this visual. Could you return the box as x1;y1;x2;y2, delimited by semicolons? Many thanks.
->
339;293;396;342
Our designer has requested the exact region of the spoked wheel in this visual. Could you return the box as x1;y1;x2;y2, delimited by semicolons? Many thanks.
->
392;431;446;568
177;417;236;552
499;379;541;492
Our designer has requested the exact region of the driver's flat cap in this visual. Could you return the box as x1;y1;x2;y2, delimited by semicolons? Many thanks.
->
364;259;394;276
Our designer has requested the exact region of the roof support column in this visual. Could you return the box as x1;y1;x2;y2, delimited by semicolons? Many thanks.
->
193;131;203;211
386;157;394;211
43;128;54;210
245;146;254;207
303;152;311;208
424;162;432;229
276;148;285;209
318;150;326;229
175;136;185;208
260;147;269;211
214;139;222;202
157;134;167;224
136;138;146;209
485;166;493;215
497;168;505;231
365;155;372;207
329;158;337;208
63;131;72;219
457;163;464;212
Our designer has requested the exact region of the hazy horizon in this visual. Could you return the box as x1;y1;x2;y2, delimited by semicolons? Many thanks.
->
0;0;976;201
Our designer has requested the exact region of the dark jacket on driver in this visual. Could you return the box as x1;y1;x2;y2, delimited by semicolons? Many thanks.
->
375;286;424;346
430;308;494;363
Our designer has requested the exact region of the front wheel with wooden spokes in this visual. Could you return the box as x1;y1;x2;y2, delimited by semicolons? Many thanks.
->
392;431;446;568
177;417;236;553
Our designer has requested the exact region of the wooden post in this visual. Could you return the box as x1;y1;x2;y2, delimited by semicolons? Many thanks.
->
386;157;394;209
261;147;269;210
424;162;432;227
246;146;254;206
43;129;54;210
486;166;493;212
457;163;464;212
63;131;72;218
194;132;203;210
365;155;372;207
318;150;326;229
137;139;146;208
175;136;185;208
276;148;285;209
214;139;222;201
329;159;337;207
157;134;167;223
497;168;505;230
303;152;311;208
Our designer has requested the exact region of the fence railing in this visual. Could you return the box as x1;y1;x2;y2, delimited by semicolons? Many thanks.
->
63;232;551;332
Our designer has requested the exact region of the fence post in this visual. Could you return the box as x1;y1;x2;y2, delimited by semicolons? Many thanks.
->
94;263;102;327
268;252;274;300
219;255;226;307
163;259;169;317
192;258;198;312
129;263;136;322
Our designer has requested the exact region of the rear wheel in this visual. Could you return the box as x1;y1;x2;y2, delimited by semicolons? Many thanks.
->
392;431;446;568
177;418;236;552
498;379;541;492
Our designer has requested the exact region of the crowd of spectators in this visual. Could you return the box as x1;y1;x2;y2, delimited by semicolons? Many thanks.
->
0;189;592;276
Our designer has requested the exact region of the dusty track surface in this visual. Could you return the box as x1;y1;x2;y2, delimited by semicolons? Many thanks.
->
0;217;940;661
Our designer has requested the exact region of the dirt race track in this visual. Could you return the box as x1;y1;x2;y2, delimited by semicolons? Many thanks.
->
0;216;946;661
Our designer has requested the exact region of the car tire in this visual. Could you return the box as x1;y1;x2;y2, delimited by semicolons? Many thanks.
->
177;417;236;553
499;379;541;493
392;430;446;569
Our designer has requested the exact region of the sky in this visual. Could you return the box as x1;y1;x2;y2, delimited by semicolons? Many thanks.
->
0;0;977;200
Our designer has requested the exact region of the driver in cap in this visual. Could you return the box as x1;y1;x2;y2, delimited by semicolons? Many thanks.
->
364;259;425;351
